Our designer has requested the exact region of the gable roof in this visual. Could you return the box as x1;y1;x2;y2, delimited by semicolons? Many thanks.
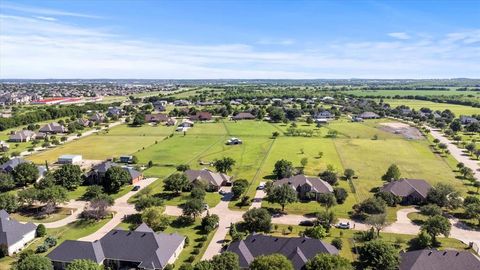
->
91;161;142;180
48;224;185;269
0;157;27;172
39;122;67;133
399;249;480;270
232;112;255;120
274;174;333;194
226;234;338;270
0;210;37;247
9;130;36;141
381;178;432;200
189;112;212;121
145;113;169;122
185;169;231;187
358;112;380;118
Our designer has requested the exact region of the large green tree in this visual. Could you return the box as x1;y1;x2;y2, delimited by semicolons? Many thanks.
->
357;240;399;270
421;215;451;244
66;259;102;270
249;254;293;270
103;166;130;193
0;193;19;213
273;159;294;179
14;254;53;270
164;173;189;195
142;207;170;231
13;162;39;187
213;157;236;174
382;164;401;182
305;254;353;270
53;164;83;190
427;183;462;209
182;198;204;218
231;179;249;199
265;184;297;212
242;208;272;232
210;251;240;270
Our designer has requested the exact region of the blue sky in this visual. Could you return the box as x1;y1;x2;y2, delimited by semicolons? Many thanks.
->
0;0;479;79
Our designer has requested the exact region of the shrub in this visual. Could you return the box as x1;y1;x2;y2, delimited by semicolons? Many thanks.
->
187;255;195;262
333;187;348;204
44;236;57;248
331;238;343;250
35;244;48;253
419;204;442;216
191;248;200;255
36;224;46;237
0;244;8;258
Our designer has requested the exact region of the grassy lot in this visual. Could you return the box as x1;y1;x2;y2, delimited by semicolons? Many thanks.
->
10;207;74;223
345;89;480;98
381;99;480;116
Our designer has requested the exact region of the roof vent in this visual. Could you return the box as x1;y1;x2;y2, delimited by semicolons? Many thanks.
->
141;233;146;237
251;239;256;243
443;251;447;256
274;238;278;242
301;239;306;243
456;252;459;256
112;231;118;235
428;251;432;256
127;232;132;236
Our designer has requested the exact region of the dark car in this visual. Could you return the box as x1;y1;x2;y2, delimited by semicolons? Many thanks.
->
132;185;141;191
299;220;315;227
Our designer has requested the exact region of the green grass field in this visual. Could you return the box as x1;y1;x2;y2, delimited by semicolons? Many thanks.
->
381;99;480;116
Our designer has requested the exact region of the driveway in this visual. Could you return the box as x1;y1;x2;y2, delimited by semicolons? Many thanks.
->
426;127;480;181
38;200;87;229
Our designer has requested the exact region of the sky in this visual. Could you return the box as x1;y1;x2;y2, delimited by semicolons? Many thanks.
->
0;0;479;79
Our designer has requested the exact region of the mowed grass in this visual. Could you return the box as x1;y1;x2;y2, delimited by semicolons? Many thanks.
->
382;99;480;116
26;124;172;164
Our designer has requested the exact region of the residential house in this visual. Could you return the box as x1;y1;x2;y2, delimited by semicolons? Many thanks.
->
314;111;334;119
358;112;380;119
166;118;177;126
87;161;143;185
380;178;432;204
107;107;123;117
47;223;185;270
399;249;480;270
39;122;68;134
189;112;212;121
57;155;83;165
145;113;169;123
173;100;190;106
119;155;133;163
460;115;479;125
226;234;339;270
185;169;231;191
0;210;37;256
232;112;255;120
0;157;27;173
76;118;90;127
273;174;333;201
9;130;41;142
178;119;194;128
89;113;105;123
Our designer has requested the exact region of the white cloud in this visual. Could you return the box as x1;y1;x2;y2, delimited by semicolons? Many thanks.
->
0;12;479;79
257;38;295;46
388;32;411;40
0;2;102;19
35;16;57;22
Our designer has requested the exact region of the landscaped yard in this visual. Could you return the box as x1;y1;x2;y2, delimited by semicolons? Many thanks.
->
380;99;480;116
10;207;74;223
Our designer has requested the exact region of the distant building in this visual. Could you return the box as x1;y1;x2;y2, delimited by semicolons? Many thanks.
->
358;112;380;119
189;112;212;121
145;113;169;123
185;169;231;191
119;156;133;163
380;178;432;204
399;249;480;270
273;174;333;201
47;223;185;270
460;115;479;125
226;234;339;270
57;155;83;165
0;157;27;173
89;113;105;123
87;161;143;185
232;112;255;120
0;210;37;256
9;130;44;142
39;122;68;134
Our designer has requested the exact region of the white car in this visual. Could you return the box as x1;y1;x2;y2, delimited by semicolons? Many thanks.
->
336;222;350;229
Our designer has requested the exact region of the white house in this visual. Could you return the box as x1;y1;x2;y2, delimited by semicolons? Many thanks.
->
0;210;37;255
57;154;83;164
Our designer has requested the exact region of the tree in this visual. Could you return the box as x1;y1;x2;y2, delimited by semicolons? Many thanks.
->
353;197;386;218
365;214;388;236
465;203;480;225
249;254;293;270
14;254;53;270
271;131;280;139
134;195;164;211
316;210;336;230
142;207;170;231
319;170;338;185
132;113;145;126
419;204;442;216
83;185;105;200
210;251;240;270
382;164;401;181
460;167;474;180
164;173;189;195
231;179;249;199
317;193;337;211
53;164;83;190
343;169;355;180
176;164;190;172
191;187;206;200
449;119;462;132
273;159;294;179
201;213;219;233
13;162;39;186
66;259;103;270
0;193;19;213
213;157;236;174
357;240;399;270
421;215;451;245
300;157;308;168
82;196;113;220
427;183;462;209
183;199;204;218
0;172;15;191
242;208;272;232
194;261;214;270
333;187;348;204
36;224;46;237
466;143;477;155
374;191;401;207
36;185;68;214
303;225;327;239
265;184;297;212
103;166;130;193
268;107;286;122
305;254;352;270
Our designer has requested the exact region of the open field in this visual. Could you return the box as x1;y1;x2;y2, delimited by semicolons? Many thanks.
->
345;89;480;98
382;99;480;116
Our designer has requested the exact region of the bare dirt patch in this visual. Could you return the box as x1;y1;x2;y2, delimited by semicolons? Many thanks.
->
379;122;423;140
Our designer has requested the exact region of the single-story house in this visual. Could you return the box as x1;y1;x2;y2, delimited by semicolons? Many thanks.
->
189;112;212;121
226;234;339;270
145;113;169;123
119;155;133;163
399;249;480;270
273;174;333;201
380;178;432;204
358;112;380;119
0;157;27;173
314;111;334;119
47;223;185;270
57;155;83;165
178;119;194;128
89;113;105;123
184;169;231;191
39;122;68;134
0;210;37;256
76;118;90;127
107;107;123;117
460;115;479;125
9;130;44;142
166;118;177;126
173;100;190;106
87;161;143;185
232;112;255;120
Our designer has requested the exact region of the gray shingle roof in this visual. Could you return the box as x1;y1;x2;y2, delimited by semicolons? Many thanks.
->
274;174;333;194
399;249;480;270
226;234;338;270
381;178;432;200
39;122;67;133
185;169;231;187
47;240;105;263
0;157;27;172
0;210;37;247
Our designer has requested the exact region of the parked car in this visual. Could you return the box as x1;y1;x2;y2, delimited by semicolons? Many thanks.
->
299;220;315;227
203;203;209;210
336;222;350;229
132;185;141;191
226;137;243;145
257;182;265;190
